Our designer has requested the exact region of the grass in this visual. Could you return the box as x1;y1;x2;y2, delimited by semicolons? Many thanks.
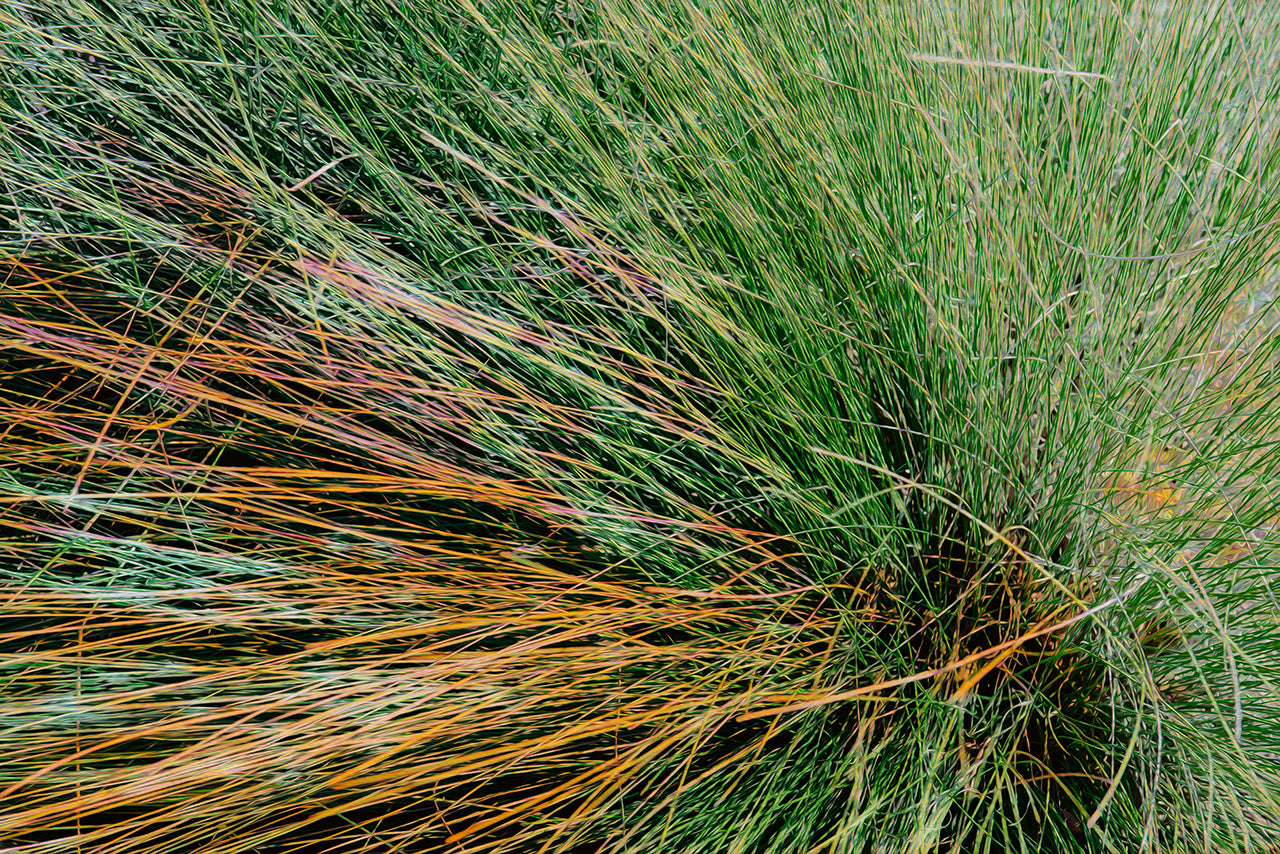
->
1;0;1279;851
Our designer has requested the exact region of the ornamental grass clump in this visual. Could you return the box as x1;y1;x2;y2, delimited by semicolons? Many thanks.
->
2;0;1280;851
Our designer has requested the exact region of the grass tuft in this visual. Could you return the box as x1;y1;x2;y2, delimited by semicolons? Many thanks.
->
2;0;1280;851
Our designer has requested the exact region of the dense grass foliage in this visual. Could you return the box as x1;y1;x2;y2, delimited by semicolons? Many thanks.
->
2;0;1280;851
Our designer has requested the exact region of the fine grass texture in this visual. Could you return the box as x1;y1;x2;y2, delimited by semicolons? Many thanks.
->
2;0;1280;852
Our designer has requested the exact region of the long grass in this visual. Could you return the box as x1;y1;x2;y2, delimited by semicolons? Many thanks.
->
2;0;1279;851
